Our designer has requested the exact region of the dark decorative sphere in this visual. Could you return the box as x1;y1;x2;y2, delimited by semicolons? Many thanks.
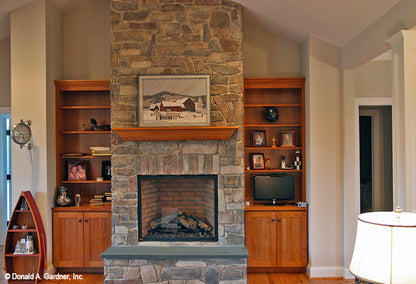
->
264;106;279;122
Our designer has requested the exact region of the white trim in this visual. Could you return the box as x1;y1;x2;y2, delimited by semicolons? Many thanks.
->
354;97;392;106
308;266;346;278
343;267;355;279
0;107;11;113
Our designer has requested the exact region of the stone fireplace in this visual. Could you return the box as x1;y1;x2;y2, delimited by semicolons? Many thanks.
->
138;174;218;242
102;0;247;283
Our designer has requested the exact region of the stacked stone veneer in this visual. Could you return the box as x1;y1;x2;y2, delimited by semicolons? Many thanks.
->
107;0;245;282
105;258;246;283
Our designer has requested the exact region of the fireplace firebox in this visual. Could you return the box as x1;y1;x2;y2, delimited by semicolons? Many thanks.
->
138;175;218;242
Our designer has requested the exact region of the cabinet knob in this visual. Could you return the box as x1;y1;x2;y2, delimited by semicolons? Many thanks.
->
85;219;88;223
78;219;82;223
278;219;281;222
272;218;275;222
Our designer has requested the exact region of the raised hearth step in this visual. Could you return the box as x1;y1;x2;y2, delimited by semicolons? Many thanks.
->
101;246;248;259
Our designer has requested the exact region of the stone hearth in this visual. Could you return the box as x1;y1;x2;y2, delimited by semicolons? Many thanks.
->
103;0;246;283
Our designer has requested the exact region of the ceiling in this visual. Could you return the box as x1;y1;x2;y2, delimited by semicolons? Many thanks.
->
0;0;401;47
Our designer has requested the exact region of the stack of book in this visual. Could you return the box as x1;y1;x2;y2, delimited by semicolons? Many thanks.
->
104;192;112;204
90;147;111;156
89;194;104;206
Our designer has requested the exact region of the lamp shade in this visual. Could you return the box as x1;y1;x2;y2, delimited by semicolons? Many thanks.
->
350;211;416;284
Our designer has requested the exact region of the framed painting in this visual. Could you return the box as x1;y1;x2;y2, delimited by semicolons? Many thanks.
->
250;153;265;170
68;161;87;181
281;130;295;147
138;74;211;127
252;130;266;147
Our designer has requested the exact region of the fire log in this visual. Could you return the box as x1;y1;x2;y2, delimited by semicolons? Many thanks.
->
148;212;178;230
193;216;213;232
178;214;197;230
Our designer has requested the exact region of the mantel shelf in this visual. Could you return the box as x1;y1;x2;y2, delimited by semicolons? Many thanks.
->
112;126;239;141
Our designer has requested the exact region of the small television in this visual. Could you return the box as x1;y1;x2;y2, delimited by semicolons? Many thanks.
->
253;175;295;203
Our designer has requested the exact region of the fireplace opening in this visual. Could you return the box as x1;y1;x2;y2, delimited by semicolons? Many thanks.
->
138;175;218;242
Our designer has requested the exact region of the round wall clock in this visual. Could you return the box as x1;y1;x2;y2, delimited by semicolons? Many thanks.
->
12;119;32;149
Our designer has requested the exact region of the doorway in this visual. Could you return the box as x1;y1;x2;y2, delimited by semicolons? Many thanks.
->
0;113;11;244
359;106;392;213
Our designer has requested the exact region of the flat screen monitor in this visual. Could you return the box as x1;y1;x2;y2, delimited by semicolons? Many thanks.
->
253;175;295;202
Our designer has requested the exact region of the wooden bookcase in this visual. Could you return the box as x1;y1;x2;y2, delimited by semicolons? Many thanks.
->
4;191;46;284
55;80;111;201
53;80;111;271
244;78;308;271
243;77;306;203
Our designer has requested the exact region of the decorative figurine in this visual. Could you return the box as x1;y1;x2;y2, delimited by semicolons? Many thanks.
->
25;232;34;253
14;241;22;254
265;158;271;170
272;136;277;148
294;150;302;170
263;106;279;122
281;155;286;169
56;186;73;207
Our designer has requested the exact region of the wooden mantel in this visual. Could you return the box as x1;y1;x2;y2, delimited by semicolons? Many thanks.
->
112;126;239;141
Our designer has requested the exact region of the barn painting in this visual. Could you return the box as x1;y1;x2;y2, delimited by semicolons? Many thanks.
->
138;74;210;127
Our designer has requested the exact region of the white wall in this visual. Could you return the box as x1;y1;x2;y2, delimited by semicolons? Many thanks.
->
354;61;392;98
243;18;301;77
10;0;61;272
302;35;344;277
45;0;62;272
62;0;110;79
0;37;10;107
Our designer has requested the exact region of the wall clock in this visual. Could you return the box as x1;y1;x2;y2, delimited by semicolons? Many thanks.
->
12;119;32;149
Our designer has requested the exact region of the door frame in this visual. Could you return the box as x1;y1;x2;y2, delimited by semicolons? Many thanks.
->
0;108;11;243
354;98;392;214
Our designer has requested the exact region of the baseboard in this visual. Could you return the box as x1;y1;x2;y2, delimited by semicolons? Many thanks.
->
308;265;346;278
343;267;355;279
46;264;56;275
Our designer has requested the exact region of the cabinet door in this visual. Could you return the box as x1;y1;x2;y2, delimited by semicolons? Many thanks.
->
83;212;111;267
276;211;308;267
245;211;277;267
53;212;84;267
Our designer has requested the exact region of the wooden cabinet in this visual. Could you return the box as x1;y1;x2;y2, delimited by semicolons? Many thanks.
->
245;211;277;267
4;191;46;284
244;78;306;203
55;80;111;201
52;209;111;269
245;208;308;270
276;211;308;268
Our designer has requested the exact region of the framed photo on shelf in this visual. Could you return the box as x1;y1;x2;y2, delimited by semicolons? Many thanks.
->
281;131;295;147
138;74;211;127
252;130;266;147
250;153;265;170
101;160;111;180
68;161;87;181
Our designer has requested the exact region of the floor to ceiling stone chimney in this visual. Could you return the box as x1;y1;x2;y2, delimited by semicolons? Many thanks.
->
102;1;247;282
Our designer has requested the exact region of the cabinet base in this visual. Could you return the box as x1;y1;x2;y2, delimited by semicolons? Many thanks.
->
248;267;306;273
55;267;103;274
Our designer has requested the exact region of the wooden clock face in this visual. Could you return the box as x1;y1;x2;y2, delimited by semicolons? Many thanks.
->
12;122;31;146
